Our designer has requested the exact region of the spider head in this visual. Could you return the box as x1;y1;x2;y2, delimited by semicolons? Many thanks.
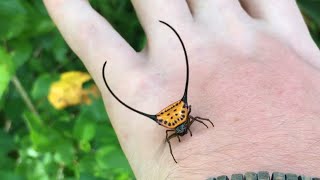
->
175;123;188;136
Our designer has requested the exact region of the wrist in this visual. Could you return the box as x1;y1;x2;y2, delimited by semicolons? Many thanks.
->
143;115;320;179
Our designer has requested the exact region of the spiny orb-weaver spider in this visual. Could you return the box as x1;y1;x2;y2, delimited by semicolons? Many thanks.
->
102;20;214;163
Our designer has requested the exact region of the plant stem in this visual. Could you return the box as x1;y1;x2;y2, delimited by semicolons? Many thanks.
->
12;76;40;118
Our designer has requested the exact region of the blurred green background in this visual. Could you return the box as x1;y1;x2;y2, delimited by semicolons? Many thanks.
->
0;0;319;179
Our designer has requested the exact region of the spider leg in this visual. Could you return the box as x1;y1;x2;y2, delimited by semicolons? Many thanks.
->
185;116;214;138
187;116;195;128
167;130;180;143
185;116;193;137
166;130;178;163
194;116;214;127
195;119;209;128
188;128;193;136
188;116;212;129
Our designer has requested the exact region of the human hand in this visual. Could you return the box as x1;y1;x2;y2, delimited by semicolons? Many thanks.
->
44;0;320;179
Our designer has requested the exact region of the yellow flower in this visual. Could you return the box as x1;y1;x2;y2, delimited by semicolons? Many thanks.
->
48;71;99;109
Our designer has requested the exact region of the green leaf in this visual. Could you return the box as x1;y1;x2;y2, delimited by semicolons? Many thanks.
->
0;0;26;39
23;111;44;133
19;1;54;38
73;99;108;143
11;40;33;69
2;85;26;122
23;111;62;152
95;146;129;170
0;157;16;172
0;65;11;100
0;47;14;101
28;57;47;73
0;171;24;180
73;112;97;142
79;173;106;180
31;73;58;100
0;0;25;16
78;154;97;176
52;36;68;64
0;130;15;156
95;146;115;169
94;125;118;148
30;161;50;180
81;99;109;123
53;141;75;165
79;140;91;153
298;0;320;26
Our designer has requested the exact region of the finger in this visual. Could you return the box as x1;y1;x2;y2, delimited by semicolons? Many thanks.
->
187;0;251;28
43;0;139;79
240;0;320;68
131;0;193;35
240;1;310;35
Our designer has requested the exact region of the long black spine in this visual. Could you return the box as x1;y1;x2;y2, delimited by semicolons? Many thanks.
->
159;20;189;104
102;61;156;120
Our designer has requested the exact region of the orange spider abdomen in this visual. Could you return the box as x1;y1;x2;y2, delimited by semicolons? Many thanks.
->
156;100;188;129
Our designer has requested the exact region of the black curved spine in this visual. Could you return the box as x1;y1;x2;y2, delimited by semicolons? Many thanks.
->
102;61;156;120
159;20;189;104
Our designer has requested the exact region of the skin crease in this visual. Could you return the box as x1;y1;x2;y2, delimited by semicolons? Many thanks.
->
43;0;320;179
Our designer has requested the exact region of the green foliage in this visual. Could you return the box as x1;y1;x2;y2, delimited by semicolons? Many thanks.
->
0;0;140;179
297;0;320;47
0;47;14;100
31;74;58;100
90;0;145;51
0;0;319;179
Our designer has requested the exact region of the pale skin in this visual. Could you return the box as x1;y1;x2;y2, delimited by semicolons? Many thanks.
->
44;0;320;179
